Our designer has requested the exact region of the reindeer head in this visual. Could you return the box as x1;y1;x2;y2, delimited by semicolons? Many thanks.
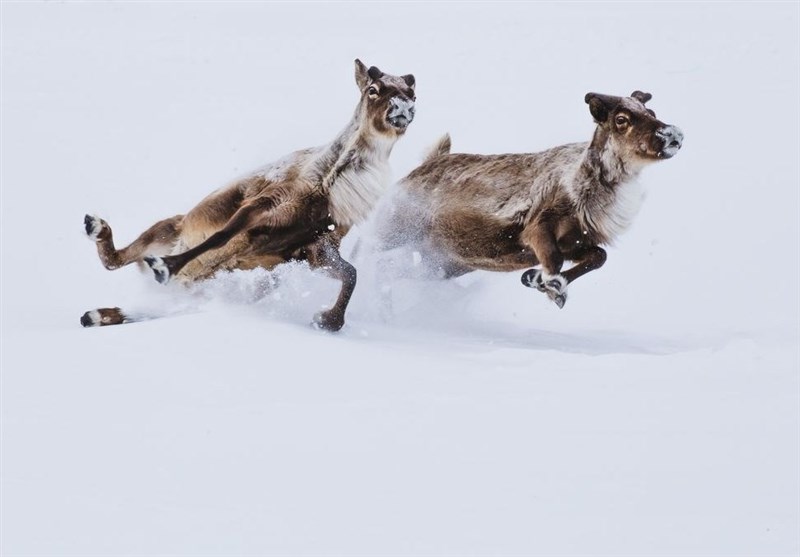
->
584;91;683;161
354;59;416;136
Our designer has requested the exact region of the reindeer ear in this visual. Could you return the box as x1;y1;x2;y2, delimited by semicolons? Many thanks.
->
585;93;609;123
367;66;384;81
631;90;652;104
402;74;416;89
355;59;369;89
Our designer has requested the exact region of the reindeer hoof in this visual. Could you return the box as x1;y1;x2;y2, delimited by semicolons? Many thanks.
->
521;269;568;308
84;214;108;241
542;275;568;308
80;310;98;327
144;256;171;284
549;292;567;309
312;310;345;332
521;268;545;290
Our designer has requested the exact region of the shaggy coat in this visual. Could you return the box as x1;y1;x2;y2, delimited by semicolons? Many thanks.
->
376;91;683;307
83;59;416;330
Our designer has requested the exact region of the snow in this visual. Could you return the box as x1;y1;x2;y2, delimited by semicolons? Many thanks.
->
2;2;798;556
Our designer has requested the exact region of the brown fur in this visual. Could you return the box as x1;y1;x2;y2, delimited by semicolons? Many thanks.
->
83;59;416;330
376;91;683;308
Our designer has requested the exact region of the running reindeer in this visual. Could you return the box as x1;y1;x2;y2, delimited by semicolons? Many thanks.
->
82;59;416;331
375;91;683;309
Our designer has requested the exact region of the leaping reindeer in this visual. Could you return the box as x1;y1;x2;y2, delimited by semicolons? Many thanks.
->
83;59;416;331
375;91;682;309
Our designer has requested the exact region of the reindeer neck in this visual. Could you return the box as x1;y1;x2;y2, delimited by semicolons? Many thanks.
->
310;120;358;178
312;105;396;182
569;127;645;245
317;103;398;227
580;127;641;188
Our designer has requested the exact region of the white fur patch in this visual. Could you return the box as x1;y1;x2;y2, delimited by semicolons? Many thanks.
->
329;136;395;227
85;310;101;325
149;256;167;272
571;169;645;245
540;272;568;293
595;178;645;244
145;255;171;284
329;161;390;226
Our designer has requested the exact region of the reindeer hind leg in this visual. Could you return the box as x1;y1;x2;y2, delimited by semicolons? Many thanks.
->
85;214;184;270
80;307;131;327
80;302;199;327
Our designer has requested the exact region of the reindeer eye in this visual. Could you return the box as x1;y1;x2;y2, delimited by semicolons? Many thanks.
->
615;115;629;126
367;86;378;96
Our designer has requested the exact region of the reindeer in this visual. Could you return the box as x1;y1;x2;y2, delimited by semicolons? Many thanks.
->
82;59;416;331
374;91;683;309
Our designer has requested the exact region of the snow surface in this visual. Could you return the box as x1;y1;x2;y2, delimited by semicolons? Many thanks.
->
2;2;798;556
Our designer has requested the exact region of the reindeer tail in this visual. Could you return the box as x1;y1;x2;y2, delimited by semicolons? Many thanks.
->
421;133;451;163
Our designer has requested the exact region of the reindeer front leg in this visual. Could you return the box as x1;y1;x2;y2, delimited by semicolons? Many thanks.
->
307;236;357;332
519;220;569;308
561;246;607;284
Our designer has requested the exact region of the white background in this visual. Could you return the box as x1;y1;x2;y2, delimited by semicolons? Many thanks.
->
2;2;798;555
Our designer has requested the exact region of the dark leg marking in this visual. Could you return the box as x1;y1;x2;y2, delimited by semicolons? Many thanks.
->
561;246;607;284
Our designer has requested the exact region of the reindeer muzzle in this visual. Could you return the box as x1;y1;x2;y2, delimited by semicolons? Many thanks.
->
656;125;684;159
388;97;415;130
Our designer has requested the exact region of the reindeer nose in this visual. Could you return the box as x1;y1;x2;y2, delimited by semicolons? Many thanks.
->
656;125;684;158
390;97;415;119
657;125;683;148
